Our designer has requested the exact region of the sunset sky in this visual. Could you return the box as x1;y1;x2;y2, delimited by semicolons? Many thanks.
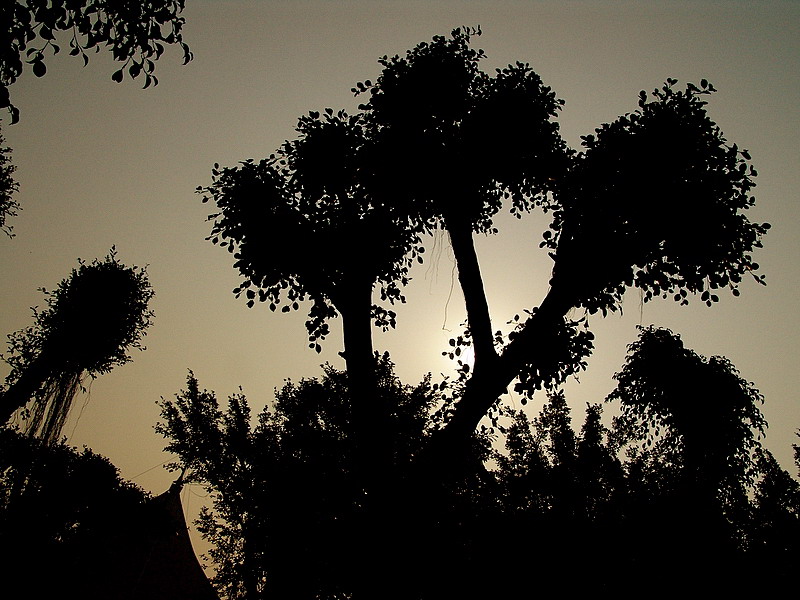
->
1;0;798;546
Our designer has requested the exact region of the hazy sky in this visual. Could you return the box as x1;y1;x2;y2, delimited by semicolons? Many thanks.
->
1;0;798;542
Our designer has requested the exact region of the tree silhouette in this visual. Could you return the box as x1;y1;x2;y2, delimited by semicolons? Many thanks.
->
204;29;768;463
157;355;447;599
746;446;800;594
605;326;772;591
492;395;627;594
0;0;193;122
421;63;768;458
359;28;567;374
199;111;427;504
485;328;798;595
752;448;800;557
1;249;154;441
190;29;777;597
157;326;798;597
0;122;17;236
608;326;766;517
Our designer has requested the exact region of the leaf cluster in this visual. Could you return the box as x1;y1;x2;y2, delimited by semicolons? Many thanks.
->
2;248;154;385
157;354;442;597
199;111;425;350
358;26;567;233
551;79;769;315
0;0;192;122
509;312;595;399
608;326;767;494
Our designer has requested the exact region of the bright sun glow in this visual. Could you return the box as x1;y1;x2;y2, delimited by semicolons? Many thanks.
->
461;345;475;369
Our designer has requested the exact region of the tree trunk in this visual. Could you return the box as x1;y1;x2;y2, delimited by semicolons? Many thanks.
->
336;281;380;460
335;279;394;596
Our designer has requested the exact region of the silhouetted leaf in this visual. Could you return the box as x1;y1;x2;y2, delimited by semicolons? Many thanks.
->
32;60;46;78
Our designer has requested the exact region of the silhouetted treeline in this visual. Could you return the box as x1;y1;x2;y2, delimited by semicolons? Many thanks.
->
0;427;149;597
0;427;222;599
157;329;800;598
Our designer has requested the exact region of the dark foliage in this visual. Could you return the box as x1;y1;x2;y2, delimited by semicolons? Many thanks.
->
193;28;766;451
198;112;423;350
551;79;769;315
0;427;151;597
357;26;567;232
1;249;154;441
157;355;465;599
491;329;797;595
185;28;786;598
0;123;18;236
160;334;800;597
0;0;192;122
752;448;800;554
609;326;766;509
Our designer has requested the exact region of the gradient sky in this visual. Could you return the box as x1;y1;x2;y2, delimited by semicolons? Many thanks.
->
1;0;798;552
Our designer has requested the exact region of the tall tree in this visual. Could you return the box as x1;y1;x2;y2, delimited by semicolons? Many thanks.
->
408;42;767;457
197;29;770;594
0;249;154;441
358;27;568;378
204;29;767;464
199;110;426;492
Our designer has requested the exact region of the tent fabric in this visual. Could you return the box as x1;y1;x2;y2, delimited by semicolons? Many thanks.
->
76;480;220;600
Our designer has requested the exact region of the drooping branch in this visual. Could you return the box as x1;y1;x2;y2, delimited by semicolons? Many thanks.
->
201;113;427;494
0;353;50;425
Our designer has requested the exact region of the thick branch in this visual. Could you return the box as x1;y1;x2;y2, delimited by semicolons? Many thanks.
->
445;217;497;371
434;285;573;458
